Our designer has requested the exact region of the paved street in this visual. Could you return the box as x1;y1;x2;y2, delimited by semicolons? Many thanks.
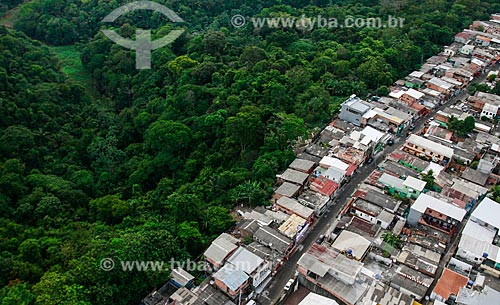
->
257;70;495;305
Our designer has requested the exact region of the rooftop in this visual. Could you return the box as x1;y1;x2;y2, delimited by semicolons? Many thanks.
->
471;197;500;229
254;225;292;254
319;156;349;171
461;168;489;186
406;134;454;159
276;196;315;220
213;264;249;292
412;193;467;222
280;168;310;186
226;247;263;275
204;233;239;266
364;189;401;212
432;268;469;300
275;182;301;198
404;176;427;192
310;176;339;197
289;158;316;173
298;293;339;305
378;172;405;190
331;230;371;260
278;214;307;239
457;285;500;305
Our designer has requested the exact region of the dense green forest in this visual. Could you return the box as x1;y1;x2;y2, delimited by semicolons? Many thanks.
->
1;0;500;304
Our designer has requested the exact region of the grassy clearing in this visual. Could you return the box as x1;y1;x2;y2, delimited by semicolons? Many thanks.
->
50;45;99;99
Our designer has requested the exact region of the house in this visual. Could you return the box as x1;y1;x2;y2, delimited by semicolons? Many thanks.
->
278;214;308;241
279;168;310;186
322;166;346;184
331;230;371;260
298;293;339;305
401;88;425;105
460;44;475;55
407;193;466;235
289;158;316;174
475;35;492;47
319;156;349;170
427;77;455;96
378;173;426;199
350;198;395;229
391;265;434;301
235;219;261;238
396;244;441;276
403;134;454;163
170;267;195;289
213;264;249;298
298;190;330;216
225;246;271;289
363;189;402;214
339;95;372;126
456;198;500;270
358;282;415;305
457;285;500;305
310;176;339;199
276;196;315;222
204;233;239;269
253;226;293;255
431;268;469;303
455;32;474;44
297;243;369;305
274;182;301;200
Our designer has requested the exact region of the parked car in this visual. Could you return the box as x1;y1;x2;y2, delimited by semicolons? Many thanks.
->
409;124;415;131
366;157;374;164
284;279;295;291
387;139;394;145
316;234;325;244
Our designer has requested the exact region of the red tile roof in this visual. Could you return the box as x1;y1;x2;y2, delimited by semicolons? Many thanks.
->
345;163;357;176
310;177;339;197
433;268;469;300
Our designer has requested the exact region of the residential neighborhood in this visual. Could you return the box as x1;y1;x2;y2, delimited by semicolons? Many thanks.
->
141;13;500;305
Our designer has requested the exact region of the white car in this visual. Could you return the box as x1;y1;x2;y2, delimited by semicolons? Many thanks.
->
284;279;295;291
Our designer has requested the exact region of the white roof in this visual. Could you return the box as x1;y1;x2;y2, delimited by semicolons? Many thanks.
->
412;193;466;221
389;90;405;99
406;88;425;100
462;220;496;243
299;293;339;305
424;162;444;178
471;197;500;229
407;134;454;159
409;71;425;78
403;176;426;191
331;230;371;260
226;246;264;274
204;233;239;265
319;156;349;171
361;126;384;143
428;77;455;90
472;58;486;66
421;88;442;97
379;173;405;190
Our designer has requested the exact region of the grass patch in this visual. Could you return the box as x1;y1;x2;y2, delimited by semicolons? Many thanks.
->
50;45;99;99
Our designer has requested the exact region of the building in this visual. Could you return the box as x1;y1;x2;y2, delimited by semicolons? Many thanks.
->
170;267;195;289
204;233;239;269
378;173;426;199
403;134;454;163
350;198;395;229
297;243;369;305
279;168;310;186
427;77;455;96
213;264;249;298
276;196;315;222
339;95;372;126
298;293;339;305
289;158;316;174
431;268;469;303
391;265;434;301
253;226;293;256
401;88;425;105
319;156;349;171
278;214;308;241
456;198;500;270
225;246;271;289
298;190;330;216
407;193;466;235
457;285;500;305
331;230;371;260
274;182;301;200
310;176;339;199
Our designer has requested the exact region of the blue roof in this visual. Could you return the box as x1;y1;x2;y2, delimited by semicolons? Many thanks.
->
213;264;249;292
